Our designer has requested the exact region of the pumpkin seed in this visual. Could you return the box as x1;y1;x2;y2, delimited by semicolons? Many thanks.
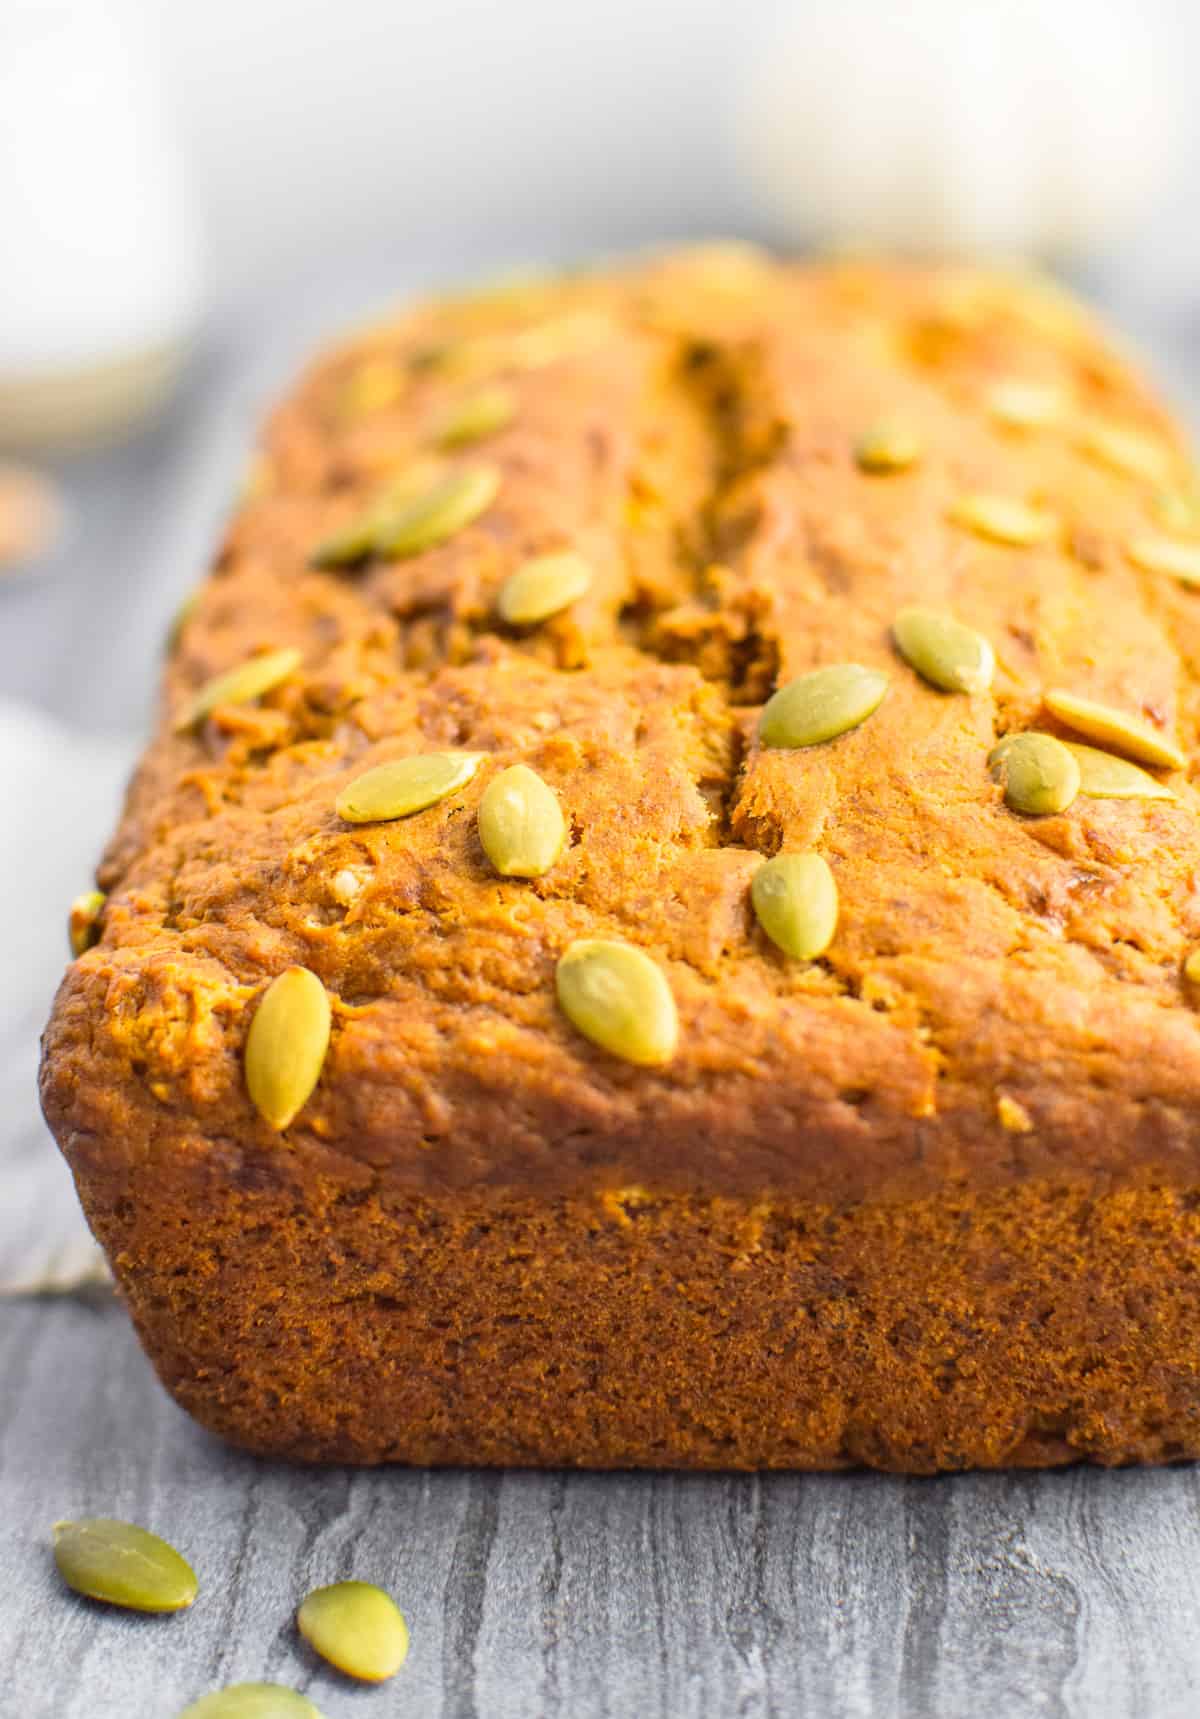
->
855;422;922;474
297;1580;409;1684
336;751;483;823
949;494;1057;547
759;663;889;749
1078;421;1173;485
892;607;995;694
996;1094;1034;1133
374;465;500;557
435;385;516;448
555;939;678;1066
53;1518;197;1613
1042;688;1186;771
68;890;105;958
988;732;1081;816
338;355;405;418
478;764;566;877
166;589;199;654
1184;950;1200;986
309;459;447;567
1153;489;1200;535
751;852;838;960
179;1685;322;1719
1125;534;1200;588
497;550;592;625
244;966;332;1132
176;647;302;732
1065;742;1174;800
985;379;1064;431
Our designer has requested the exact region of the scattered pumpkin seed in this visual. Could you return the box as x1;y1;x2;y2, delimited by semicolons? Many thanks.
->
1065;741;1174;800
892;607;995;694
988;732;1081;816
336;750;483;823
179;1685;323;1719
1078;421;1173;485
855;422;922;474
985;379;1064;431
435;385;516;449
751;853;838;960
68;890;105;958
497;550;593;625
1184;949;1200;986
297;1581;409;1684
1042;687;1186;771
53;1518;197;1613
176;647;302;732
555;939;678;1066
373;465;500;558
948;494;1057;547
244;966;332;1132
1124;534;1200;588
478;764;566;877
759;663;889;749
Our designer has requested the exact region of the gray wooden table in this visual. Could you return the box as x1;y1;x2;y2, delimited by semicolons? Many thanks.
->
5;267;1200;1719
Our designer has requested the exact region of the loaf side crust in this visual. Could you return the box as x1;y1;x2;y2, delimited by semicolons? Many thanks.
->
40;247;1200;1467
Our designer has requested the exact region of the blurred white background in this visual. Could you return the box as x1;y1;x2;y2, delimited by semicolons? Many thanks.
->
159;0;1200;315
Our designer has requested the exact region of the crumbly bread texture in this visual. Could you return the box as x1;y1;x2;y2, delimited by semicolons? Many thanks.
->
40;247;1200;1469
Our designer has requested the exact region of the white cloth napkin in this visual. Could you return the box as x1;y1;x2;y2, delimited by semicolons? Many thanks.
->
0;697;134;1291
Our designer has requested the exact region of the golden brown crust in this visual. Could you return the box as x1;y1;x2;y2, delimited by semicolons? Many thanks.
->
39;247;1200;1467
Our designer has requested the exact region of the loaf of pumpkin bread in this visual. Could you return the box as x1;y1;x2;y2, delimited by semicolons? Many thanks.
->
40;247;1200;1470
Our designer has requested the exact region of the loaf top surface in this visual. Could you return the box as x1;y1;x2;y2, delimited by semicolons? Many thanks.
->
40;246;1200;1202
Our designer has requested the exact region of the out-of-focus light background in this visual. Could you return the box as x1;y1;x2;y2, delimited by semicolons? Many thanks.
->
1;0;1200;1292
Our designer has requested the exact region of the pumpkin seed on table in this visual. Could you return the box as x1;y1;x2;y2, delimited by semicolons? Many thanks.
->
336;750;483;823
297;1580;409;1683
373;464;500;558
53;1517;197;1613
556;939;678;1066
855;422;922;474
1185;950;1200;986
434;384;516;448
68;890;105;957
892;608;995;694
179;1686;323;1719
244;966;332;1132
1125;534;1200;588
948;494;1057;547
758;663;889;749
988;732;1080;816
751;853;838;960
497;550;592;625
478;764;566;877
176;647;302;732
1065;742;1174;800
1042;688;1186;771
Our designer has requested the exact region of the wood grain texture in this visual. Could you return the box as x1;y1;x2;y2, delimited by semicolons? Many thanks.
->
2;1294;1200;1719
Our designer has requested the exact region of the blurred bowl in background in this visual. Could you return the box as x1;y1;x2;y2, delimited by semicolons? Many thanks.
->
0;0;203;451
